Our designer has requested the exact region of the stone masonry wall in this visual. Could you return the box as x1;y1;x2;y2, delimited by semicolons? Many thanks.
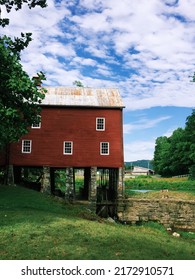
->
117;198;195;230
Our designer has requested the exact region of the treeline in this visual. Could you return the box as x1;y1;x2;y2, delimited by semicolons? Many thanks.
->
125;160;153;170
153;109;195;177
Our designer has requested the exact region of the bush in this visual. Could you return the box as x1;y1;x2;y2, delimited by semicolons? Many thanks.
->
189;165;195;180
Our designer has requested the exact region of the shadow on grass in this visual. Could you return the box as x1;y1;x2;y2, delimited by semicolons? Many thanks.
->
0;185;88;228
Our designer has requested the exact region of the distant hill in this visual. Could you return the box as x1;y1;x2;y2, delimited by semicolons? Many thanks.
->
125;160;153;170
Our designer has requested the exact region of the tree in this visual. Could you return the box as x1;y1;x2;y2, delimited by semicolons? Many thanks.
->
0;0;47;183
183;110;195;166
73;80;84;87
168;128;189;175
153;136;171;176
0;0;47;149
153;110;195;177
0;36;46;148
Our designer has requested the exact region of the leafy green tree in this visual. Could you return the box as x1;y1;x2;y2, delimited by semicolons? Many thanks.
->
153;110;195;177
153;136;171;176
0;0;47;149
189;165;195;180
168;128;189;175
73;80;84;87
0;0;47;185
185;110;195;136
184;110;195;166
0;36;46;149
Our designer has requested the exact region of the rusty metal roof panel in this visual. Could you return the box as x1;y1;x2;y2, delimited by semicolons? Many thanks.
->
42;87;124;108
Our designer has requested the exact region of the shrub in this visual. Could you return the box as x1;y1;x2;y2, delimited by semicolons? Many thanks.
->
189;165;195;180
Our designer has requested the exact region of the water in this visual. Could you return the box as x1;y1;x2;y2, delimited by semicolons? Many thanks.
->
131;189;152;193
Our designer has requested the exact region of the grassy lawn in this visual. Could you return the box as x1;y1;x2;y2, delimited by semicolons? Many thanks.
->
125;189;195;200
125;176;195;200
0;185;195;260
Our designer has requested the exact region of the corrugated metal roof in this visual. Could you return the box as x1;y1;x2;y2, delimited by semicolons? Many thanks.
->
41;87;124;108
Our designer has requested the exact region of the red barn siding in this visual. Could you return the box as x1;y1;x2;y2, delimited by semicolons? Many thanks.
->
9;107;124;168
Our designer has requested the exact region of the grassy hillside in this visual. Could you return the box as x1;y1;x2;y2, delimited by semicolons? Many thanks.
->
0;185;195;260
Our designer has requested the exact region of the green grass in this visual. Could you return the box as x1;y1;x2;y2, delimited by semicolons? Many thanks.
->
0;185;195;260
125;176;195;190
125;189;195;200
125;176;195;200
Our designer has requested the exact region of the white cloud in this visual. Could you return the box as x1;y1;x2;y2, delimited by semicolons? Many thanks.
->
163;127;177;137
44;68;82;86
42;41;76;58
1;0;195;110
96;64;112;76
84;45;109;59
172;0;195;21
1;0;69;37
124;140;155;161
71;57;96;67
124;115;171;134
72;13;110;33
80;0;104;10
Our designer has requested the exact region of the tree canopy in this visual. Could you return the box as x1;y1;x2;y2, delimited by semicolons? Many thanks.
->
0;0;47;149
153;110;195;177
73;80;84;87
0;35;46;147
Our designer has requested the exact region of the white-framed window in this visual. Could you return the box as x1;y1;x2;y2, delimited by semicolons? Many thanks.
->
63;141;73;155
100;142;109;155
96;117;105;131
22;140;32;153
32;116;41;128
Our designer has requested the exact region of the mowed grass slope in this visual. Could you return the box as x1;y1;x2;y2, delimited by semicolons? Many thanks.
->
0;185;195;260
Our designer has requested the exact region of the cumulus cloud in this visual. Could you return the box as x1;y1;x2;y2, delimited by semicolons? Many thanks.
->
124;140;155;161
1;0;195;109
124;115;171;134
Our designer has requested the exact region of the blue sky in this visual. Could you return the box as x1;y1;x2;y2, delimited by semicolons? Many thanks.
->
1;0;195;161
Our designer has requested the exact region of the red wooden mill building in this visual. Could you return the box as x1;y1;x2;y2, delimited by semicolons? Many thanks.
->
3;87;125;215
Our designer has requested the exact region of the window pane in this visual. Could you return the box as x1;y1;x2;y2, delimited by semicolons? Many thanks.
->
101;142;109;155
32;116;41;128
96;118;105;130
64;141;73;154
22;140;31;153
